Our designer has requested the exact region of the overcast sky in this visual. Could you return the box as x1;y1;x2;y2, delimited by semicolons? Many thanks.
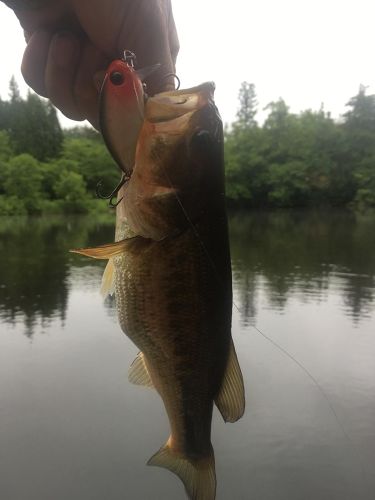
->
0;0;374;127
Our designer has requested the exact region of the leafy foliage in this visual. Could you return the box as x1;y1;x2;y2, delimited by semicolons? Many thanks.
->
0;78;118;215
236;82;258;128
53;170;90;213
1;77;375;214
2;79;63;161
225;83;375;208
61;136;120;194
2;154;45;213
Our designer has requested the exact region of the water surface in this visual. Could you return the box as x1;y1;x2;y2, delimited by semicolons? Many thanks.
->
0;211;374;499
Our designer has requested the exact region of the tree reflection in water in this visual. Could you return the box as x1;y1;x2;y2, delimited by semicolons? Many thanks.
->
229;209;375;325
0;215;114;337
0;210;374;337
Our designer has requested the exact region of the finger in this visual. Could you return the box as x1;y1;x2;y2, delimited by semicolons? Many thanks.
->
72;0;126;56
73;42;109;128
21;29;52;96
14;3;68;33
117;0;174;94
45;31;84;121
164;0;179;69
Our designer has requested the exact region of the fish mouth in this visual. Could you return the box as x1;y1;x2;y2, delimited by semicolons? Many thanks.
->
145;82;216;124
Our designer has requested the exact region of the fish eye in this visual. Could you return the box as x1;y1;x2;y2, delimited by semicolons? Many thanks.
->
110;71;125;85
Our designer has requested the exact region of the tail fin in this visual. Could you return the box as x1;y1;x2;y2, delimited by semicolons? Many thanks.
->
147;441;216;500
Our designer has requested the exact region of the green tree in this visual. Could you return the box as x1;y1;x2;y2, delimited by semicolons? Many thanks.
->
225;82;268;204
225;88;356;208
344;85;375;132
268;160;309;206
53;170;90;213
0;97;10;130
353;155;375;207
1;78;63;161
0;130;12;161
236;82;258;128
62;137;120;195
8;91;63;161
8;75;21;103
343;86;375;207
225;125;269;204
3;154;44;213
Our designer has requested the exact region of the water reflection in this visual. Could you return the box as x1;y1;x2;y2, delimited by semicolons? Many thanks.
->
0;210;374;336
1;211;375;500
0;215;115;336
229;209;375;325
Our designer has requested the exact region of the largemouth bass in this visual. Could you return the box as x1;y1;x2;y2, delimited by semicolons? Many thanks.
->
73;80;245;500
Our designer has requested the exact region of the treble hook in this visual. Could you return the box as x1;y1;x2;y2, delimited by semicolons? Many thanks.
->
163;73;181;90
96;175;128;208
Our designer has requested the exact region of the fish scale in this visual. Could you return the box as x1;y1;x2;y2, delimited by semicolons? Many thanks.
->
72;79;245;500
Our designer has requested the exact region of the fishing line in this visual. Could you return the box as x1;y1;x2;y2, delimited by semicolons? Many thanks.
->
159;164;228;288
160;163;369;492
151;96;371;492
230;297;365;481
250;324;368;485
230;276;365;485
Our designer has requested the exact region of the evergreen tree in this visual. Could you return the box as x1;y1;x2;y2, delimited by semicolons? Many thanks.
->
344;85;375;131
7;88;63;161
236;82;258;128
8;76;21;103
0;98;10;130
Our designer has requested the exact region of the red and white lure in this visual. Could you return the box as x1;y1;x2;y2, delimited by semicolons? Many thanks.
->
97;51;160;205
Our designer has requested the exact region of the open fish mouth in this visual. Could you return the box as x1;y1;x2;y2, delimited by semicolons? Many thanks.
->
145;82;216;123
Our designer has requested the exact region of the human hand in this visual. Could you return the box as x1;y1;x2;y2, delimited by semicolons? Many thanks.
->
5;0;179;127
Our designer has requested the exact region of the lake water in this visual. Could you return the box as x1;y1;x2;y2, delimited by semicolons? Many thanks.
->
0;210;374;500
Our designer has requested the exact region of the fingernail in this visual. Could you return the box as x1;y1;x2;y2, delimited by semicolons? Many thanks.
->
52;32;78;69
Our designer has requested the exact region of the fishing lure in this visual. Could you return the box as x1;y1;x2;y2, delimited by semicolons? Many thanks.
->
97;50;160;207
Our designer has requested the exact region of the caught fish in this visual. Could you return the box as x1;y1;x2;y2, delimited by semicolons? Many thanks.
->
72;76;245;500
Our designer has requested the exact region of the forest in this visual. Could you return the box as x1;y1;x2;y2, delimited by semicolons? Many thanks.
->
0;78;119;215
225;82;375;208
0;78;374;215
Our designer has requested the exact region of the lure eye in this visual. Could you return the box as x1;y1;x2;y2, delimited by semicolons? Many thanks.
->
110;71;125;86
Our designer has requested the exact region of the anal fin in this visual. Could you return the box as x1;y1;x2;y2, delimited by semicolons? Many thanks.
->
215;339;245;423
128;352;154;388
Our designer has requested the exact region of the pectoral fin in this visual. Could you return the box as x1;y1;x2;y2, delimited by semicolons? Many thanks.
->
70;236;141;260
128;352;154;388
100;258;115;298
215;339;245;423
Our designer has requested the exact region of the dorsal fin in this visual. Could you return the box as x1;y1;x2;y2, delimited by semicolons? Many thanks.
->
215;339;245;423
